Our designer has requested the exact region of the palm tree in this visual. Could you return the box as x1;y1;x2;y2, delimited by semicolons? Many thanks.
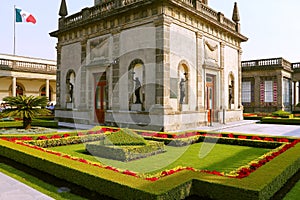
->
2;95;51;129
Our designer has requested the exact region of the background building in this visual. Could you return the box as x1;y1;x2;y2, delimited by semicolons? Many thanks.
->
0;54;56;104
51;0;247;131
242;57;300;113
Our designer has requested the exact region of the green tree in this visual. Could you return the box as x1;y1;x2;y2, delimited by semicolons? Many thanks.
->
2;95;51;129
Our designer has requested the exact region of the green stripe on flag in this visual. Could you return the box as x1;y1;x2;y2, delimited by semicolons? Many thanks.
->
15;8;22;22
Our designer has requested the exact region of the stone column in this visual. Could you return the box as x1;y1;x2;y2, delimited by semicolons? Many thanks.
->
12;77;17;97
196;32;204;111
46;79;50;100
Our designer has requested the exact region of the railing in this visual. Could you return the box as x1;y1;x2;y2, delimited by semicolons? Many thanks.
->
60;0;238;33
242;58;291;69
292;63;300;69
0;58;56;74
197;2;218;21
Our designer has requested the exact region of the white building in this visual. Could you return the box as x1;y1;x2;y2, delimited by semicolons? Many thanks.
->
0;54;56;104
50;0;247;131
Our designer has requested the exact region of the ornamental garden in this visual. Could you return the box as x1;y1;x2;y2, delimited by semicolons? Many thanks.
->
0;122;300;199
0;96;299;199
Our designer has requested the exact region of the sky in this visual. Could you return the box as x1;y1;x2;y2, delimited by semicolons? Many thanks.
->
1;0;300;62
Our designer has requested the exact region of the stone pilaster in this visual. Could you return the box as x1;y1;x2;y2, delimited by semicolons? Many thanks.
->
79;38;88;109
111;29;121;110
55;44;62;108
220;42;225;109
254;76;261;108
237;49;242;109
153;17;173;114
277;72;283;110
196;31;204;111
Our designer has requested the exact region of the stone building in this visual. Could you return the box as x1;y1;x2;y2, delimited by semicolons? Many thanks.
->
242;58;300;113
0;54;56;103
50;0;247;131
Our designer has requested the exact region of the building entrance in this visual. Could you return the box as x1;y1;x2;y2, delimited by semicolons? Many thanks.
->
206;75;216;123
95;72;107;124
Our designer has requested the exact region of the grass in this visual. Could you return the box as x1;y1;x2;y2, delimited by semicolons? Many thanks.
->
283;178;300;200
50;142;271;174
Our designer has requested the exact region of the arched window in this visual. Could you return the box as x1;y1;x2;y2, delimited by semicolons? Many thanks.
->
128;59;145;110
16;85;24;96
9;83;24;96
178;61;189;105
66;70;76;103
40;85;52;101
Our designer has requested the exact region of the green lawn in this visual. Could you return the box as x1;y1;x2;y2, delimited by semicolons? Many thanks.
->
50;142;271;174
283;180;300;200
0;157;86;200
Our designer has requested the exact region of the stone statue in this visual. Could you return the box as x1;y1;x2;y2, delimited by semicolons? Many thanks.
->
179;78;187;104
133;77;141;104
69;82;73;103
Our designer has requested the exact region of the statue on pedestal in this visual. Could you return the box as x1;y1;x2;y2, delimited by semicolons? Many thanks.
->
132;72;141;104
179;73;188;104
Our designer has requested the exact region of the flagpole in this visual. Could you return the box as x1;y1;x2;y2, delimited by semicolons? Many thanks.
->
13;5;16;56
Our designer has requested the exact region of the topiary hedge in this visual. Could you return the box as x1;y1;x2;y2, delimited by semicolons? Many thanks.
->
104;128;147;146
86;141;165;162
0;139;299;200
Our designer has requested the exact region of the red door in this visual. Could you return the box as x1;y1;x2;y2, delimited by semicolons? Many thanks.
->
95;80;107;124
206;75;215;123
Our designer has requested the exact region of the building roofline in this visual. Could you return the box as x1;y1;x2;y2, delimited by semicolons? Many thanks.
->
0;53;56;65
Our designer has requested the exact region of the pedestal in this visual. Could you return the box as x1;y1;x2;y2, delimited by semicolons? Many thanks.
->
66;103;73;109
131;104;142;111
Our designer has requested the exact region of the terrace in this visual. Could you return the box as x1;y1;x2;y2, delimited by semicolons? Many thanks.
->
58;0;237;32
0;58;56;75
241;57;293;72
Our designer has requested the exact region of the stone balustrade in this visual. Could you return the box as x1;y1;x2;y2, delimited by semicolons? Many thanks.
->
292;63;300;69
0;58;56;74
59;0;238;33
242;58;291;68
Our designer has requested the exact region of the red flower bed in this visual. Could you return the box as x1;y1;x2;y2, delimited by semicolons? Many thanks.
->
1;129;299;182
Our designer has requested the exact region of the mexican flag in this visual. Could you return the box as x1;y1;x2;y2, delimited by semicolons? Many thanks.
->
15;8;36;24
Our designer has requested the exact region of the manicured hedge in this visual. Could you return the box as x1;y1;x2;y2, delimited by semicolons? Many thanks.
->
24;134;105;148
261;117;300;125
86;141;165;161
0;120;58;128
104;128;147;146
0;139;299;199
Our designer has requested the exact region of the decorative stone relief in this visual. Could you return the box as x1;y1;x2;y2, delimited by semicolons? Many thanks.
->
204;40;219;63
89;36;110;61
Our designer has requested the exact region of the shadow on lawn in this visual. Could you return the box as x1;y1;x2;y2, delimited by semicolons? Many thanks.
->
0;155;115;200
